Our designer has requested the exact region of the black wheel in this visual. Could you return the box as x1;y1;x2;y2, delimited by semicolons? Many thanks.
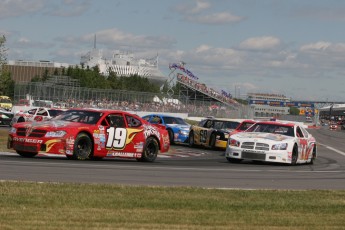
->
188;131;195;147
209;133;216;149
168;129;175;145
16;151;38;158
309;147;316;165
17;117;25;123
139;137;159;162
226;157;242;163
72;133;93;160
291;145;298;165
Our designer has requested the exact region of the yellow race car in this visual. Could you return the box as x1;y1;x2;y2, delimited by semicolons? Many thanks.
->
188;118;243;149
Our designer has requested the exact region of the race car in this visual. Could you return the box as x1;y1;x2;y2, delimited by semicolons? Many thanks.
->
142;114;190;144
0;108;14;126
230;119;256;136
329;122;338;130
8;108;170;162
188;118;243;149
11;107;65;125
225;121;317;165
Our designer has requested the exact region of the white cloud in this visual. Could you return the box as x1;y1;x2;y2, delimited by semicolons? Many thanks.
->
187;12;244;24
239;36;281;50
0;0;45;19
173;0;210;14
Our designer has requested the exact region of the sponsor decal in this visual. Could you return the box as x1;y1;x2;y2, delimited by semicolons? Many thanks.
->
106;151;142;158
143;124;161;139
13;137;43;144
45;139;62;152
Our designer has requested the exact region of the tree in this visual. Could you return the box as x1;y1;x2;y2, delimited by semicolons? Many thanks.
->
0;35;14;97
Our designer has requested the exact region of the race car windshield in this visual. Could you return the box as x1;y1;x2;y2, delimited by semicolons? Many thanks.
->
247;124;294;137
217;121;240;130
164;117;188;125
53;110;102;124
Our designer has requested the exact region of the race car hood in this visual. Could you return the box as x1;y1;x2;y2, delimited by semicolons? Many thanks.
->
13;120;83;130
232;132;294;142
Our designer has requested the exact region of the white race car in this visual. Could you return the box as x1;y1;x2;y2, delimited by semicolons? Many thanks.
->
11;107;65;125
225;121;317;165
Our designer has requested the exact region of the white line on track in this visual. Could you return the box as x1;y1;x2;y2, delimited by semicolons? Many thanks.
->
318;143;345;156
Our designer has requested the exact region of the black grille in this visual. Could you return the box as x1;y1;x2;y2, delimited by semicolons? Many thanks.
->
13;143;38;153
16;128;47;137
242;151;266;160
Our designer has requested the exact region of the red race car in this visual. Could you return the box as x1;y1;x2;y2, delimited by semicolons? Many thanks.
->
8;108;170;162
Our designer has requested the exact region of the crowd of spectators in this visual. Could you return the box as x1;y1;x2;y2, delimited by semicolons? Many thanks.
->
48;98;238;118
176;74;238;106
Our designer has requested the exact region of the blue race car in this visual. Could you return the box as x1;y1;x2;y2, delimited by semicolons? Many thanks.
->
142;114;190;144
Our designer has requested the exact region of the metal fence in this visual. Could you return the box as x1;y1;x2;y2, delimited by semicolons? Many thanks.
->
13;82;252;119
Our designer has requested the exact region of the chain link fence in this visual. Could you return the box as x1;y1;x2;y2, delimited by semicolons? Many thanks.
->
13;81;252;119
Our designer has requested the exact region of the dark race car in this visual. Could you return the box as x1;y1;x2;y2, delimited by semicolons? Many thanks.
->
0;108;14;126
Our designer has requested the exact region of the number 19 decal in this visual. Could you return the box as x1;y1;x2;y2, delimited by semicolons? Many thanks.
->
106;127;127;149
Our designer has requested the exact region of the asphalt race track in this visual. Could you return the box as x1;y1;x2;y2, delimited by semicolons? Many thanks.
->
1;126;345;190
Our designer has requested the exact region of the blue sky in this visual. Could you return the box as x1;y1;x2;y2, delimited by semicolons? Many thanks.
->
1;0;345;102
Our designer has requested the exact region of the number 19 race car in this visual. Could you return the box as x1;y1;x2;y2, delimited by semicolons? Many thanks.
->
225;121;317;165
8;108;170;162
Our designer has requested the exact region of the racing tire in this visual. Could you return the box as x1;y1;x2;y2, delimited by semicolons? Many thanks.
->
72;133;93;160
16;151;38;158
139;137;159;162
226;157;242;163
188;131;195;147
291;145;298;165
168;129;175;145
17;117;25;123
209;133;216;149
309;147;317;165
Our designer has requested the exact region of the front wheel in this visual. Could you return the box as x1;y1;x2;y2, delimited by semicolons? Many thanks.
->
226;157;242;163
139;137;159;162
71;133;93;160
16;151;38;158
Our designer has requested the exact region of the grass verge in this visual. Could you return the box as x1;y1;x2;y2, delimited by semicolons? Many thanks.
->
0;181;345;229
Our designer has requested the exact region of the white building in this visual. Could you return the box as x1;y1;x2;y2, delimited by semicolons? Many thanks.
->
248;93;291;117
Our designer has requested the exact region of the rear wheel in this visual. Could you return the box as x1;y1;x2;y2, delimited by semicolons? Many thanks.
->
139;137;158;162
291;145;298;165
309;147;316;164
168;129;175;145
72;133;93;160
16;151;38;158
209;133;216;149
188;131;195;147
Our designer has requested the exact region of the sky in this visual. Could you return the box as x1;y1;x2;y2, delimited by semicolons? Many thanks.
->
1;0;345;102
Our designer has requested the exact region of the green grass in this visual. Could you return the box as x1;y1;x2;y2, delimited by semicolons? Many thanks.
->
1;129;345;229
1;181;345;229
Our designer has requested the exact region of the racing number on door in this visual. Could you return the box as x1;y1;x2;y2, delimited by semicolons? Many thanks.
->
106;127;127;149
200;130;207;143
